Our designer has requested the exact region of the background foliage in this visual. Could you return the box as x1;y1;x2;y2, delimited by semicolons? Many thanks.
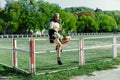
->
0;0;120;34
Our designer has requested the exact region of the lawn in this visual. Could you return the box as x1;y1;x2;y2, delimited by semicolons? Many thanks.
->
0;33;120;80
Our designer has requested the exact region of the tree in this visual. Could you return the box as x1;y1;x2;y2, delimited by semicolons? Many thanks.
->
60;11;77;32
77;15;99;33
112;13;120;31
0;18;5;33
17;0;62;33
0;8;8;34
17;0;37;33
1;0;21;34
97;13;117;32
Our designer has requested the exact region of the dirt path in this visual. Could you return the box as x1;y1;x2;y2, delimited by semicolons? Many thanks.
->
70;66;120;80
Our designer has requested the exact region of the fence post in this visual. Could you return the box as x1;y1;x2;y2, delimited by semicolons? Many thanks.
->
12;38;17;68
29;38;35;74
79;38;84;66
112;36;117;59
1;35;3;38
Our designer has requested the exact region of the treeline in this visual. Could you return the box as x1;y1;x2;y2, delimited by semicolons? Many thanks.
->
0;0;120;34
65;7;120;33
0;0;76;34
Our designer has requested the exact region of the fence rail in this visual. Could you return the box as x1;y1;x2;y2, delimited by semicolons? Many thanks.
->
0;36;120;75
0;34;47;38
0;32;119;38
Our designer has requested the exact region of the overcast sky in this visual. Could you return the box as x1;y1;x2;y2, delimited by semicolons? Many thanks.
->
44;0;120;10
0;0;6;8
0;0;120;10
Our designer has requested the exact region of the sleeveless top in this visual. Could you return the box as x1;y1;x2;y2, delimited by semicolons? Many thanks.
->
50;21;60;32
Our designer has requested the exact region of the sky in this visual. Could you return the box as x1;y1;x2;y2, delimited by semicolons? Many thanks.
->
44;0;120;10
0;0;6;8
0;0;120;10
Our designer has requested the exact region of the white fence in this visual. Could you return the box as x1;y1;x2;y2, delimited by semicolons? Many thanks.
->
0;36;120;75
79;36;120;65
0;32;119;38
0;34;48;38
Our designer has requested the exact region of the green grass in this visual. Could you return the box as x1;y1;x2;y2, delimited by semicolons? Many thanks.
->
1;34;120;79
0;48;116;75
0;58;120;80
35;51;78;74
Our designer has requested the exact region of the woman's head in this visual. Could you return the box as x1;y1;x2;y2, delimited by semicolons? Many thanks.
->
53;13;60;22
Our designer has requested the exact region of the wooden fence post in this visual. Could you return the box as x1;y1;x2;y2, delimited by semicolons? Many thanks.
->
29;38;35;73
12;38;17;67
112;36;117;59
79;38;84;66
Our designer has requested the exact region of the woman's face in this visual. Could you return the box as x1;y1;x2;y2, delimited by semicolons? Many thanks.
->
54;14;59;22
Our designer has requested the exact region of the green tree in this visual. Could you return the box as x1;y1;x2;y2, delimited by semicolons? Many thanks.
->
97;13;117;32
60;11;77;32
1;1;21;34
0;18;5;33
112;13;120;31
17;0;62;33
77;15;99;32
0;8;8;34
17;0;37;33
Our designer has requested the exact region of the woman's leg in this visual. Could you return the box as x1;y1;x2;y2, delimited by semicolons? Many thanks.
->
54;39;62;65
62;36;71;44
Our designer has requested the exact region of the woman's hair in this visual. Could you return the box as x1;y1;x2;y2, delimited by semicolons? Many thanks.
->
49;13;60;22
53;13;59;19
54;13;59;17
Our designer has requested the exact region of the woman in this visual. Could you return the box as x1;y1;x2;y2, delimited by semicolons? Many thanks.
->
49;13;71;65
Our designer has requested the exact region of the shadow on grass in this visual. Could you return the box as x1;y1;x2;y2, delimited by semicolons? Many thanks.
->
1;58;120;80
0;65;31;79
86;56;112;63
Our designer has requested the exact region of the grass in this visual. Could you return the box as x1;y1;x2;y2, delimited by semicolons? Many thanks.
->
1;34;120;79
0;58;120;80
0;49;115;74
